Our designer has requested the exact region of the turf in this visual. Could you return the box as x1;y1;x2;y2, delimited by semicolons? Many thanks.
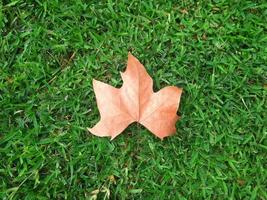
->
0;0;266;199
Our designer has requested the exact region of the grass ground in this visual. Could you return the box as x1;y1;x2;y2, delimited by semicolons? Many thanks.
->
0;0;266;199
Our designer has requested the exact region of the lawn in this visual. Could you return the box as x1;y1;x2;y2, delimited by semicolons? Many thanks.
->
0;0;266;199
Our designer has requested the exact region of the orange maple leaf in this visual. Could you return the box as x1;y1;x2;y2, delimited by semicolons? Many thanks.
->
88;53;182;140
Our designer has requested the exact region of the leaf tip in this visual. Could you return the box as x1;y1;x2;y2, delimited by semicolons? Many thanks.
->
87;127;93;135
92;79;104;89
127;51;137;61
158;134;168;140
92;78;98;86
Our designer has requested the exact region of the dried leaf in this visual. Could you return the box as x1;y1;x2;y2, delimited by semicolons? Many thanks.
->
88;53;182;139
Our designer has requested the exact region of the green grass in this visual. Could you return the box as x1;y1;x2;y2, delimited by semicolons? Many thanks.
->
0;0;266;199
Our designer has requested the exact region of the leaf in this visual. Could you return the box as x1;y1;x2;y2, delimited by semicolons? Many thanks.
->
88;53;182;139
